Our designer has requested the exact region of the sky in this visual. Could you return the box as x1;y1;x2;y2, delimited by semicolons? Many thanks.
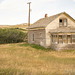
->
0;0;75;25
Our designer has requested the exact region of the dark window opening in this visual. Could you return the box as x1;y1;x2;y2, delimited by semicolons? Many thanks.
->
60;19;62;22
59;18;67;27
59;19;63;26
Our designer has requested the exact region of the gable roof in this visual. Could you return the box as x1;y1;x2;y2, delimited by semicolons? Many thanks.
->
27;12;75;29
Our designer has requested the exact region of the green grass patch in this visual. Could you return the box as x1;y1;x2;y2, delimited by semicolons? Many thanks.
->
62;49;75;52
0;68;31;75
20;43;53;51
0;68;18;75
31;44;46;50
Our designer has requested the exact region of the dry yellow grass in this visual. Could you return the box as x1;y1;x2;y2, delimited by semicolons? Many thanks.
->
0;43;75;75
0;23;28;29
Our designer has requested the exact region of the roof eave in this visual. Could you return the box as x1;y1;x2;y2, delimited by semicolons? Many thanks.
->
27;26;45;29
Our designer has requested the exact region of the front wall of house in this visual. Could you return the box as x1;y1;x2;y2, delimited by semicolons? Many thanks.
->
28;29;46;47
45;14;75;48
46;33;75;50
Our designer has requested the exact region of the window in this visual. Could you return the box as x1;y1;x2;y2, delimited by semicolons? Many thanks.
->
67;35;71;43
59;19;63;26
52;35;58;44
72;35;75;43
59;18;67;27
58;35;63;43
64;19;67;26
63;35;67;43
33;34;34;41
40;33;42;37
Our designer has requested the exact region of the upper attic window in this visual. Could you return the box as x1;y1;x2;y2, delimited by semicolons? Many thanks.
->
59;18;67;27
64;19;67;26
59;19;63;26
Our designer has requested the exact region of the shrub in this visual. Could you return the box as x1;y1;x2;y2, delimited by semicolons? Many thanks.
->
0;28;27;44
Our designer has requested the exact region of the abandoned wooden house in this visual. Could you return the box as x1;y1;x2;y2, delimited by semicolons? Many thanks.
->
27;12;75;50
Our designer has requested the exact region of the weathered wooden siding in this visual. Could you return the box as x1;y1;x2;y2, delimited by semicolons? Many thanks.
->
28;29;46;47
45;13;75;48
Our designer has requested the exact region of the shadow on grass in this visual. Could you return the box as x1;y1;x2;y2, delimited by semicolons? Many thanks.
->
0;68;31;75
62;49;75;52
20;43;54;52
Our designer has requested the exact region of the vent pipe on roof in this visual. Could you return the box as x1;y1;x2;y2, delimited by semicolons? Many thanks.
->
45;14;48;18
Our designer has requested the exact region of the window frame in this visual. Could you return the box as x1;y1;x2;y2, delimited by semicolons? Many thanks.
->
52;35;58;44
58;35;63;44
59;19;63;27
40;32;42;37
59;18;67;27
72;35;75;43
33;34;34;41
64;19;67;27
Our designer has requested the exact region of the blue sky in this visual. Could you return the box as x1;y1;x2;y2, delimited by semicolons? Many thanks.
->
0;0;75;25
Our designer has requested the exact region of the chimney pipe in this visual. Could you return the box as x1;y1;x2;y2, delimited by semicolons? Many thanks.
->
45;14;47;18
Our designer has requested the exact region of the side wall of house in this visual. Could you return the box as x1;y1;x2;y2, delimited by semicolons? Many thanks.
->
45;14;75;48
28;29;46;47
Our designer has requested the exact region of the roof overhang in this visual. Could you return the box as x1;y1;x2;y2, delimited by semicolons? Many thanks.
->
49;27;75;33
27;27;45;30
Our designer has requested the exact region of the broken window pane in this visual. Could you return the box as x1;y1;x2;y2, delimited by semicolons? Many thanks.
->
59;19;63;26
64;19;67;26
52;35;58;44
67;35;71;43
63;35;67;43
59;18;67;27
59;35;63;44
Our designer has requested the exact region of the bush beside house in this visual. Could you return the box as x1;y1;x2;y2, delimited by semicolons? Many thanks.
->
0;28;27;44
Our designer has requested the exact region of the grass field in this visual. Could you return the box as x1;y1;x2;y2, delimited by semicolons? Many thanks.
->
0;43;75;75
0;23;28;29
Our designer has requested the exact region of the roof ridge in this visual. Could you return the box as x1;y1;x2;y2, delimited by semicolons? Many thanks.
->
27;12;75;29
35;12;65;21
47;12;65;18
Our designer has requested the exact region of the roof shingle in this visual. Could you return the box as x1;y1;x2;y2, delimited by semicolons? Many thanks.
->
27;12;75;29
27;12;61;29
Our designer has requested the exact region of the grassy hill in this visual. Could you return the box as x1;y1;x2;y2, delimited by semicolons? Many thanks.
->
0;42;75;75
0;23;28;29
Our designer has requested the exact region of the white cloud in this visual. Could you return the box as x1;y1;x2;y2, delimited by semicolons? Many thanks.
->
0;0;26;11
37;0;56;2
73;0;75;1
0;0;28;25
0;0;74;25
